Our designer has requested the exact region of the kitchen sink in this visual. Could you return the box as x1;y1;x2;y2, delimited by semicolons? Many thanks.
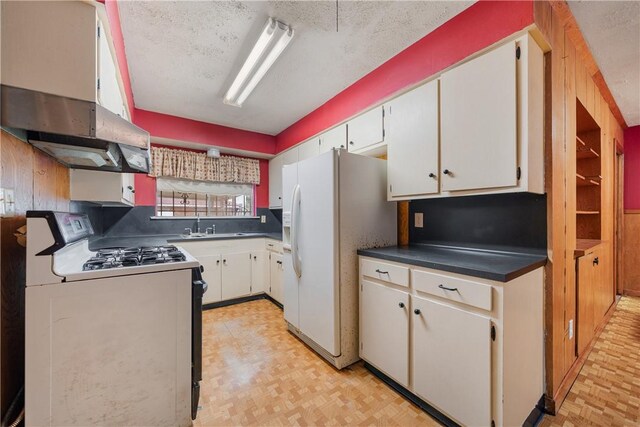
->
180;232;248;239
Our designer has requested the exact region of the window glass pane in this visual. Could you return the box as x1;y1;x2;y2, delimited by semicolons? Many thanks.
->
156;184;255;217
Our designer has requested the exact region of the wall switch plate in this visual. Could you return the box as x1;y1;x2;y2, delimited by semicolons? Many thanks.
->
0;188;15;218
568;319;574;340
261;215;266;223
415;212;424;228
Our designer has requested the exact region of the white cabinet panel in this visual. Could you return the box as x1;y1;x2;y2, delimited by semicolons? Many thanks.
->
268;155;283;208
70;169;134;206
97;19;125;117
282;148;299;166
319;124;347;153
441;41;518;192
387;81;439;198
298;138;320;161
412;296;491;427
269;253;284;304
250;251;268;294
201;255;222;304
360;280;409;387
347;106;384;152
221;252;251;300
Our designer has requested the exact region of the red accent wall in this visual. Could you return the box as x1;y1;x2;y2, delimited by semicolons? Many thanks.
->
624;125;640;210
275;0;535;152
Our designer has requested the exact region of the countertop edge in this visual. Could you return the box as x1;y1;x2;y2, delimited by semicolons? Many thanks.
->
357;249;547;283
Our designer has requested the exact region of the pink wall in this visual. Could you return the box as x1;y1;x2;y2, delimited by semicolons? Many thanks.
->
275;0;535;152
624;125;640;210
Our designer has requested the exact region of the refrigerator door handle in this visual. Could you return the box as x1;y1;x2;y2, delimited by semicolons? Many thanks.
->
291;184;302;278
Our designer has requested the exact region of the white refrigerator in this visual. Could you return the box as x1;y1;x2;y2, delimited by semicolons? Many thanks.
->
282;149;396;369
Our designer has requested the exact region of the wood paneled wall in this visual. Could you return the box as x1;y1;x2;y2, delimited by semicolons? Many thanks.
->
0;130;69;418
534;1;624;413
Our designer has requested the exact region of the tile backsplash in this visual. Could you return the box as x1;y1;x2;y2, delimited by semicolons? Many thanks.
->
409;193;547;250
71;202;282;237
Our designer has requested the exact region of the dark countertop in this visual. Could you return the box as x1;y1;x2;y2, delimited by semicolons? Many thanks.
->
88;233;283;250
358;243;547;282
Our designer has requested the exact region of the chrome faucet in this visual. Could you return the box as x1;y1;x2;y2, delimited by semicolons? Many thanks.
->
195;213;201;234
206;225;216;235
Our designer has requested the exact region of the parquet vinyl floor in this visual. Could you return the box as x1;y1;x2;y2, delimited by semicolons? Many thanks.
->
194;299;438;427
542;296;640;427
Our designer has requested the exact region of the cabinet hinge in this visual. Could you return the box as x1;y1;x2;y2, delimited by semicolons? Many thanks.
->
389;184;393;193
516;46;521;60
517;166;522;180
382;106;385;118
360;342;363;350
491;420;495;427
491;325;496;342
97;78;101;90
97;25;101;38
382;128;386;138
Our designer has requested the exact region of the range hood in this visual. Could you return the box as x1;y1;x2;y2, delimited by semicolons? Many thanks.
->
1;84;151;173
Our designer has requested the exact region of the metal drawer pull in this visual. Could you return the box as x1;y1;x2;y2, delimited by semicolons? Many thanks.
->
375;269;389;275
438;284;459;292
398;302;405;308
593;257;599;266
414;309;421;315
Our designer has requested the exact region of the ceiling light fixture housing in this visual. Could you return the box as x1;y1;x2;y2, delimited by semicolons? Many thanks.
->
223;18;294;107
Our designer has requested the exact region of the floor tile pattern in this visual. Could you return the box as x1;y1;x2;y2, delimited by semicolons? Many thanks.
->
194;299;438;427
542;296;640;427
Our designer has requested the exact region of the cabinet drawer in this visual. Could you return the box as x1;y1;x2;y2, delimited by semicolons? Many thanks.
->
265;240;283;253
412;269;492;311
361;258;409;288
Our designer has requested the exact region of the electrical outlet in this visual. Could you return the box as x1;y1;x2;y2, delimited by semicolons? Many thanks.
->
568;319;574;340
260;215;266;223
415;212;424;228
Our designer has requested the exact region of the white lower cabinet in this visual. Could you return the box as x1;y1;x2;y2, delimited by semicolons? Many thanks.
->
360;280;409;387
200;254;222;304
180;238;282;306
269;253;284;304
412;296;491;427
221;252;252;300
359;256;544;427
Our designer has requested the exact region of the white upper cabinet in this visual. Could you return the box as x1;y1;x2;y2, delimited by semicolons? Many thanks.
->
319;124;348;153
347;106;385;153
439;34;543;195
282;147;299;166
297;138;320;162
441;41;517;192
387;81;439;200
70;169;135;206
269;155;284;208
1;1;129;119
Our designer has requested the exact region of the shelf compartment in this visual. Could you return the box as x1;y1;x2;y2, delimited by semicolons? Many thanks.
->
576;147;600;159
576;173;600;187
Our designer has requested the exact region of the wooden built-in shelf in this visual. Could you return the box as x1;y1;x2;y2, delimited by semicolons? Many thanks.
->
576;147;600;159
576;210;600;215
574;238;603;258
576;173;600;187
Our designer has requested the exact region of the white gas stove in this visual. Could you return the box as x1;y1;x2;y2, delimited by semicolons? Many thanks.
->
25;211;206;426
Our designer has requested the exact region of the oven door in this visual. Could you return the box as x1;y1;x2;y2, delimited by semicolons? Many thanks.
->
191;267;207;420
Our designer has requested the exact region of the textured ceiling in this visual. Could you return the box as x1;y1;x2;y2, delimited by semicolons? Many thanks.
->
569;1;640;126
118;1;473;135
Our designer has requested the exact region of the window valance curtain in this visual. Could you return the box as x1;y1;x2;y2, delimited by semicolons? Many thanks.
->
150;146;260;185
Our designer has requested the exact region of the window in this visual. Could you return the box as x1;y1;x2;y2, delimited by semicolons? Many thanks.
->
155;178;254;217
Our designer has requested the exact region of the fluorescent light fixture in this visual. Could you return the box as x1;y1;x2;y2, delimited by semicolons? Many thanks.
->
224;18;294;107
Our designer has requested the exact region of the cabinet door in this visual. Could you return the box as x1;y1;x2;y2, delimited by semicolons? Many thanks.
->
412;296;491;427
250;251;268;294
298;138;320;161
360;280;409;387
221;252;251;300
121;173;135;205
97;19;125;117
347;106;384;152
200;255;222;304
319;124;347;153
269;253;284;304
269;155;284;208
441;41;518;192
387;81;439;198
593;248;612;323
282;148;299;166
576;252;595;355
